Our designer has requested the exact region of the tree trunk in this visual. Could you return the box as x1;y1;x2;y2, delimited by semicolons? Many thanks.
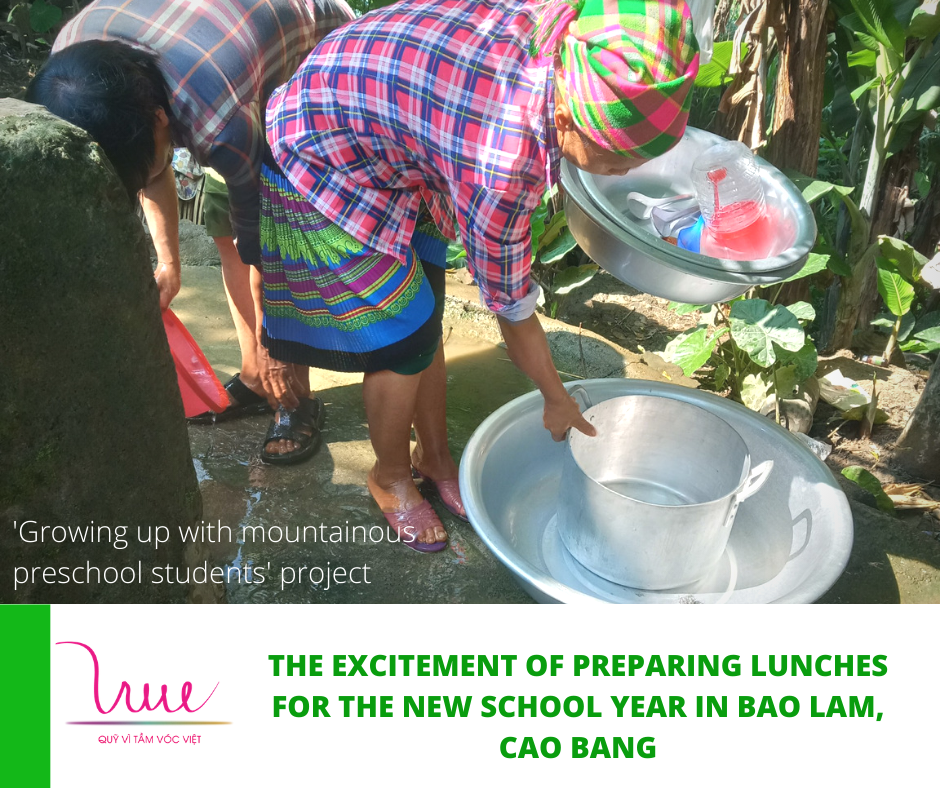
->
767;0;829;175
766;0;829;306
910;170;940;258
712;0;776;149
714;0;736;39
894;355;940;480
853;126;922;336
826;30;931;352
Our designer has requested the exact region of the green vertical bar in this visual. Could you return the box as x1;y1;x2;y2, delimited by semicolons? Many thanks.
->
0;605;50;788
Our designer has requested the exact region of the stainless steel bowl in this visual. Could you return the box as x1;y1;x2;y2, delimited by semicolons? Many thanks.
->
459;379;853;604
561;127;817;303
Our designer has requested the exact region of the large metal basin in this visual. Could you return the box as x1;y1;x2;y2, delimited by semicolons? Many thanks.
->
459;379;853;604
561;127;816;303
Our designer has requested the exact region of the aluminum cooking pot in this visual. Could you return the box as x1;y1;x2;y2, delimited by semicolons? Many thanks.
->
557;388;773;590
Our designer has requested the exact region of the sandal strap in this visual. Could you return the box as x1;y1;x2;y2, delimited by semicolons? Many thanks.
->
224;374;266;407
263;407;314;448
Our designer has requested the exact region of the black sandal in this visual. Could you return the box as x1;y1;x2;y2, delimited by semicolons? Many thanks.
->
260;397;326;466
188;374;272;424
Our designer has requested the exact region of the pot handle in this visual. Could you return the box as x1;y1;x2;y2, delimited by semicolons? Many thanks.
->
569;384;593;413
736;460;774;503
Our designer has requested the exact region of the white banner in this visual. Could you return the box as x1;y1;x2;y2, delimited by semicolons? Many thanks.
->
50;605;935;786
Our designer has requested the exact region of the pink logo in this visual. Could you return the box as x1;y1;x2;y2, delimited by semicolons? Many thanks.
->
57;641;219;714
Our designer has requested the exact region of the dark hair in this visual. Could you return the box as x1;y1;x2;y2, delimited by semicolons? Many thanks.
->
26;40;172;199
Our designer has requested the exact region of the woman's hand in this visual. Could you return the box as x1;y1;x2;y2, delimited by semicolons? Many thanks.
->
154;262;181;310
246;264;301;408
543;391;597;442
140;164;181;311
257;343;302;410
496;313;597;441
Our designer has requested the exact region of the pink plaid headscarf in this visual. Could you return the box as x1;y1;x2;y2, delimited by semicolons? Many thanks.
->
531;0;700;159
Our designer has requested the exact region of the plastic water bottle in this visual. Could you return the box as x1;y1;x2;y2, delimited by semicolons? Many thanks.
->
691;141;774;260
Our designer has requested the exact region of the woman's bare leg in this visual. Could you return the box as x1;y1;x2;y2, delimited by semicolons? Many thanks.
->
363;367;447;546
218;237;314;453
410;344;459;480
215;236;263;393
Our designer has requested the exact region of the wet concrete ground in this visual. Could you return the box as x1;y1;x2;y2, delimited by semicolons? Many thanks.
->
173;265;940;604
175;266;536;603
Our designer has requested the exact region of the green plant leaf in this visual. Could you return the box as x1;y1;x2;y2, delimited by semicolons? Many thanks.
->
894;0;926;28
539;212;568;250
530;200;548;251
839;192;868;236
840;14;884;51
915;170;931;197
446;242;466;269
668;301;709;315
784;172;855;204
847;49;878;69
871;316;896;331
783;171;865;234
871;311;916;339
827;253;853;277
914;310;940;334
841;466;895;512
901;43;940;111
830;79;860;136
850;75;881;102
845;0;907;54
28;0;61;34
775;339;819;381
539;227;578;265
895;96;919;130
660;327;718;377
914;325;940;346
876;266;916;317
785;301;816;323
694;40;748;88
908;2;940;39
729;299;806;368
915;85;940;114
781;252;831;282
899;310;917;341
740;371;773;412
774;365;801;400
551;263;598;296
713;363;730;391
877;236;928;282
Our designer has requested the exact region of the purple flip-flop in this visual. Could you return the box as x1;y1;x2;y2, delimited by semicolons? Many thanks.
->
381;500;448;553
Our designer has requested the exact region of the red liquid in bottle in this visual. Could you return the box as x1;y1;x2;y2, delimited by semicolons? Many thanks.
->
701;169;775;260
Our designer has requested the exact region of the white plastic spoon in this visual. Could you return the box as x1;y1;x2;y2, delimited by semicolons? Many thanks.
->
625;192;695;220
